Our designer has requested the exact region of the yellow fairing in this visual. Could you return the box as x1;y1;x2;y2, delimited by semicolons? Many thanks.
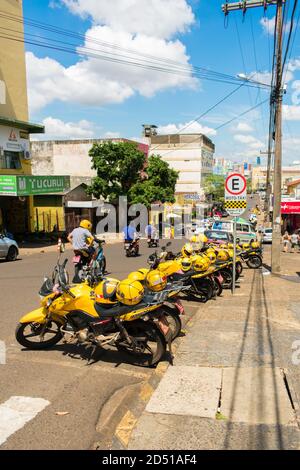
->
19;307;48;324
158;260;181;276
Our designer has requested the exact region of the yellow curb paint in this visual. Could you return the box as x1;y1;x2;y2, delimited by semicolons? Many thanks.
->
139;383;154;403
155;362;169;376
115;410;137;448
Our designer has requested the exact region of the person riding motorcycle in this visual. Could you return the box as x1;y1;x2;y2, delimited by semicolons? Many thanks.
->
67;220;94;283
123;223;139;256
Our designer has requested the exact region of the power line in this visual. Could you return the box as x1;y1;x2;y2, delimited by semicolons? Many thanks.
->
282;0;299;79
151;98;269;158
0;10;264;88
150;80;250;152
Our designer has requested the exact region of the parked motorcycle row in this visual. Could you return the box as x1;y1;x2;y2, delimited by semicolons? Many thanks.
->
15;235;263;368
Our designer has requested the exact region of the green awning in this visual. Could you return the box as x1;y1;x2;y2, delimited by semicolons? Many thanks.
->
0;116;44;134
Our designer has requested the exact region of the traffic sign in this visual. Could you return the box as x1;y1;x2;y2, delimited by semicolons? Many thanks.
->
224;173;247;216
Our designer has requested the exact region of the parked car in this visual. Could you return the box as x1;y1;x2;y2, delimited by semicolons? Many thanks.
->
204;229;234;245
0;233;19;261
212;219;257;243
262;228;272;244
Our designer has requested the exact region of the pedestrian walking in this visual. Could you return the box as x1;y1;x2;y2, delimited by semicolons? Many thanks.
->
282;231;291;253
290;232;299;253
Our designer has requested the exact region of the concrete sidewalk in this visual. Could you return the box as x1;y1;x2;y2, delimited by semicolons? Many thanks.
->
127;252;300;450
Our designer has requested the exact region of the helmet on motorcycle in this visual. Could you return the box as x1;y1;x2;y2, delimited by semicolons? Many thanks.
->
193;256;210;272
80;219;92;231
116;279;144;306
138;268;150;278
227;243;234;249
190;235;198;243
206;246;216;255
95;278;119;304
198;234;208;244
205;251;217;264
128;271;145;282
220;243;228;249
242;242;250;250
251;241;260;249
145;270;167;292
217;249;230;262
227;249;234;258
181;243;193;257
180;257;192;272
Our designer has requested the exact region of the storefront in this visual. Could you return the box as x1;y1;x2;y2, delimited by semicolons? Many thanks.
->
281;199;300;233
0;175;70;237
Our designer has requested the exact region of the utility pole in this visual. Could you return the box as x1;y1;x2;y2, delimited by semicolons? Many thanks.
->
271;0;283;273
260;147;275;221
222;0;285;273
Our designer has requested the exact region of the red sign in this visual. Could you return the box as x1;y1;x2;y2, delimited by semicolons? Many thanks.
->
281;201;300;214
225;173;247;195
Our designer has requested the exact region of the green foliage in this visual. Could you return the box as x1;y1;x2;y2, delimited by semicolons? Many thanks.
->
203;174;225;202
129;155;178;207
247;178;252;193
87;141;145;202
87;144;178;207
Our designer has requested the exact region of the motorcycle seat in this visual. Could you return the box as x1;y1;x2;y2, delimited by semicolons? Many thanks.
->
94;301;149;318
171;270;194;281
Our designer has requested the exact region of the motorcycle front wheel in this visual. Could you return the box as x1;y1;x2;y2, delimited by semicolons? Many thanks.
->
116;320;166;367
219;269;233;289
163;308;182;340
15;321;63;350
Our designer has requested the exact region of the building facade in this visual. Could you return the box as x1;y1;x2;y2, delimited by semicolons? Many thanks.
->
30;138;149;231
149;133;215;204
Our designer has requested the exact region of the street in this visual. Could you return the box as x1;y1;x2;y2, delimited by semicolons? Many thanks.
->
0;238;191;450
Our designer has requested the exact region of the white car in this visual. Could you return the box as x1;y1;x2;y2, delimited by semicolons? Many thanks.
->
262;228;272;244
0;233;19;261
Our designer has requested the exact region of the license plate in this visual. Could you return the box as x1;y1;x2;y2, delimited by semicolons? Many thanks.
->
174;301;185;315
124;244;130;248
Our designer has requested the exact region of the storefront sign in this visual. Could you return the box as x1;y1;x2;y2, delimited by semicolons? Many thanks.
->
281;201;300;214
0;175;70;196
0;175;17;195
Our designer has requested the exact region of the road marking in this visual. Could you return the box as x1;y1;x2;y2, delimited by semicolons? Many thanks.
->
115;410;137;447
0;396;50;446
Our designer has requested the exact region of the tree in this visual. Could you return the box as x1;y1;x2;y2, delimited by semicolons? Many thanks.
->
203;174;225;202
129;155;179;207
87;141;145;203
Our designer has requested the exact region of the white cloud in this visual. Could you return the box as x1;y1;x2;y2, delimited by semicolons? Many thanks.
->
103;131;121;139
39;117;96;139
234;134;257;144
260;16;291;36
61;0;195;39
283;104;300;121
234;122;253;133
157;120;217;136
26;24;196;112
260;16;276;35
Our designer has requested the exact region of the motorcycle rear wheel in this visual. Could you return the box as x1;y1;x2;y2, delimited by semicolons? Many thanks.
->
190;278;214;302
163;308;182;340
15;321;63;350
246;255;262;269
116;320;166;367
220;269;233;289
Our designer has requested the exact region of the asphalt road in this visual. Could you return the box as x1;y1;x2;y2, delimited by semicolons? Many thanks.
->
0;237;193;450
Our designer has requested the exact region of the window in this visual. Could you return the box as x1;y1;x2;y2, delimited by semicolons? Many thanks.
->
236;223;242;231
242;225;250;232
0;151;22;170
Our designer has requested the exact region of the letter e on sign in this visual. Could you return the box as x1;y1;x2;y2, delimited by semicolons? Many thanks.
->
225;173;247;197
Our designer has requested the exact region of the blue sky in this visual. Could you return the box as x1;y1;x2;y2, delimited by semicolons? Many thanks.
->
23;0;300;164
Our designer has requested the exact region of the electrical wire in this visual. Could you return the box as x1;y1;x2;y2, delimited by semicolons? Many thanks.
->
282;0;299;82
0;10;265;88
151;98;269;159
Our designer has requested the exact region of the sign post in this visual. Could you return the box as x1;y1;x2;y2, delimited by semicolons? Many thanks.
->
224;173;247;294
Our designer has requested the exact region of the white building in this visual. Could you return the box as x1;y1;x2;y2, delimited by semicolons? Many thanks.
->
149;133;215;203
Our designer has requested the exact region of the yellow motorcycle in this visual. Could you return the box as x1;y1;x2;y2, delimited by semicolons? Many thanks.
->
15;256;170;367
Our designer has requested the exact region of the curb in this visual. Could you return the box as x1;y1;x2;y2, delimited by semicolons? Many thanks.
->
93;308;197;450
